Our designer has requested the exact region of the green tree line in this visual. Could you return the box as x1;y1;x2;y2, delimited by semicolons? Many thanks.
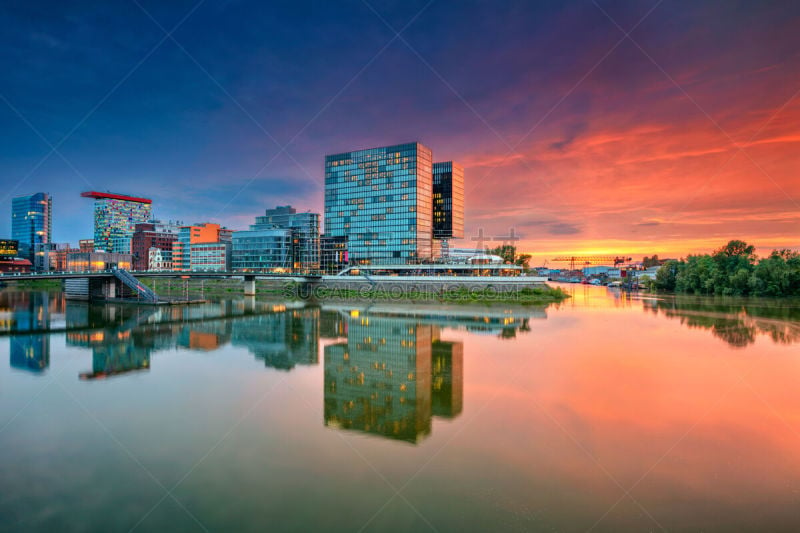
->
486;245;532;269
654;240;800;296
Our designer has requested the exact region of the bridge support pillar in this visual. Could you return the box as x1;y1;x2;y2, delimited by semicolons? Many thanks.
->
243;276;256;296
104;278;116;299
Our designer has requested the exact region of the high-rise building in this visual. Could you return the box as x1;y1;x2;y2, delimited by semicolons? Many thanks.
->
11;192;52;270
232;205;320;272
81;192;152;254
325;142;434;264
432;161;465;240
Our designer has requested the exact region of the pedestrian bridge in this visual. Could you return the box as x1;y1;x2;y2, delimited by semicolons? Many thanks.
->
0;269;321;302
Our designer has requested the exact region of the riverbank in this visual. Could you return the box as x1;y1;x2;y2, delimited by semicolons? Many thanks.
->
300;285;569;305
0;279;63;289
137;277;569;305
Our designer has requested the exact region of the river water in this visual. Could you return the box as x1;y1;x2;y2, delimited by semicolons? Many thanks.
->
1;285;799;532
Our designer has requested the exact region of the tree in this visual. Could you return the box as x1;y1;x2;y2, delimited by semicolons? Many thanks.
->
653;241;800;297
715;240;756;260
642;255;661;268
486;245;516;264
750;250;799;297
654;260;680;291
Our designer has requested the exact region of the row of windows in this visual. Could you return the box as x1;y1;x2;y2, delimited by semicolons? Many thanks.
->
326;145;424;163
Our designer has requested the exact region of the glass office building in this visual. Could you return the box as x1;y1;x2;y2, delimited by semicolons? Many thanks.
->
173;223;231;271
231;228;292;271
432;161;465;240
325;142;433;264
11;192;52;270
250;206;320;271
189;242;230;272
81;192;151;254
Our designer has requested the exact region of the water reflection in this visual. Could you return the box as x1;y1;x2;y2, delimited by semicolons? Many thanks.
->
231;309;319;370
0;291;63;373
643;296;800;347
323;314;463;444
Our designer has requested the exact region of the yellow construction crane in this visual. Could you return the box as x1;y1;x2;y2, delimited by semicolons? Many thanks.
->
552;255;632;271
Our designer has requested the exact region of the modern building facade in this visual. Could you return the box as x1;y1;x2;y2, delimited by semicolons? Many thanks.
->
325;142;434;265
320;235;348;273
231;228;292;271
11;192;52;270
81;192;151;254
131;221;180;271
0;239;18;259
66;251;132;272
231;206;320;272
432;161;465;245
189;242;230;271
172;223;232;271
43;242;75;272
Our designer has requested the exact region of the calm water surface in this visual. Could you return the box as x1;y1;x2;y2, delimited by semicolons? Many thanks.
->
1;285;799;532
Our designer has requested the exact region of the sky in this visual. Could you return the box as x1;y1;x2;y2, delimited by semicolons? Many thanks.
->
1;0;798;265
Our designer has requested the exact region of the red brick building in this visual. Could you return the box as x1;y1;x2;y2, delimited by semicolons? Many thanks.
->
131;222;178;271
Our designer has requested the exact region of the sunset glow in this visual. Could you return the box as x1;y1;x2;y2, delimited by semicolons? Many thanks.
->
0;2;798;261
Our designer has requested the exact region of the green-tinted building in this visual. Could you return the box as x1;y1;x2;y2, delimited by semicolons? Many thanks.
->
325;142;434;264
11;192;52;270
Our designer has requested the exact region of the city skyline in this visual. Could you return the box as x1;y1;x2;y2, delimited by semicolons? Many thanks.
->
1;2;798;264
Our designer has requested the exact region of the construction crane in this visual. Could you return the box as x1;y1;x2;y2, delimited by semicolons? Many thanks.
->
552;255;632;271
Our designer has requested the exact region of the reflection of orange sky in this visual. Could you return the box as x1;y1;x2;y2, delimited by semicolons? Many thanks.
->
455;288;800;528
452;58;800;264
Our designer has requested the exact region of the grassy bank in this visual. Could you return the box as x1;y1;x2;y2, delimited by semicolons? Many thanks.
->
137;278;569;305
295;284;569;305
2;279;63;289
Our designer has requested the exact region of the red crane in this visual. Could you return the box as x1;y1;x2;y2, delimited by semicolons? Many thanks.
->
552;255;632;271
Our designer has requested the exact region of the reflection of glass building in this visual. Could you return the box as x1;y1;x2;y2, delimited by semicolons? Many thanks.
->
231;309;319;370
4;291;56;373
325;143;434;264
81;191;152;254
65;304;160;379
78;339;151;380
11;192;52;270
431;340;463;418
324;314;463;443
177;320;233;351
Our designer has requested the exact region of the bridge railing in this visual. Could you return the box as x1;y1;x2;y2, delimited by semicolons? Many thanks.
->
112;269;159;302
